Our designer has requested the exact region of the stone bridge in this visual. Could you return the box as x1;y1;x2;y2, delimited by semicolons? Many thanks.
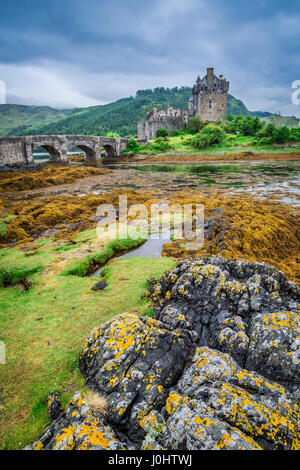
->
0;135;144;166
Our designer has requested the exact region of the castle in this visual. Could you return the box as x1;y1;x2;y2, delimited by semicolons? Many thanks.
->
137;68;229;140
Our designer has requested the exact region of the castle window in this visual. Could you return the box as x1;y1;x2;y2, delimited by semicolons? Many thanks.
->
209;100;212;109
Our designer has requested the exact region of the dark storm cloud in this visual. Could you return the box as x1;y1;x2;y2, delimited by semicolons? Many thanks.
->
0;0;299;116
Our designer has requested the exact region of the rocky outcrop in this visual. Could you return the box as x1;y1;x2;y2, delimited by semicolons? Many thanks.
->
142;347;298;450
144;257;300;393
27;257;300;450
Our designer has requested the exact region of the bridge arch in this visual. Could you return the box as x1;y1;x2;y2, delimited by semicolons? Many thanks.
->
68;143;98;162
32;142;63;162
101;144;117;159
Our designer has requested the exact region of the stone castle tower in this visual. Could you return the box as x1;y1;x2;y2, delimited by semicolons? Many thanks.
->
188;68;229;122
137;68;229;139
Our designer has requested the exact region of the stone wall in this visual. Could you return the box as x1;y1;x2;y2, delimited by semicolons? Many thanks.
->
0;137;30;165
138;106;189;140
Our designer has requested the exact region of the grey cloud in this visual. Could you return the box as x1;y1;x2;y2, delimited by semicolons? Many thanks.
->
0;0;299;116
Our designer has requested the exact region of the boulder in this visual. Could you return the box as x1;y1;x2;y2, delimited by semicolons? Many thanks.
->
79;313;191;442
46;392;62;421
91;279;108;291
149;347;299;450
25;393;129;450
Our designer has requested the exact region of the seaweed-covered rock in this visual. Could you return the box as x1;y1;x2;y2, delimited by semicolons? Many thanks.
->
28;258;300;450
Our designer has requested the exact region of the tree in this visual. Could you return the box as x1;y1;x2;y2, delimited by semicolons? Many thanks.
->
188;115;205;134
106;131;120;138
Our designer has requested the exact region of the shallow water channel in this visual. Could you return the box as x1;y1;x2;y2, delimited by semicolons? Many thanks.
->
91;231;172;277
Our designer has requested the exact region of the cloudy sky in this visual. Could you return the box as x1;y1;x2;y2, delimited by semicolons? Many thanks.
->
0;0;299;116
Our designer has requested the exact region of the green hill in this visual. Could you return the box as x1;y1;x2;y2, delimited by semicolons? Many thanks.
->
0;104;74;137
1;88;251;138
261;114;299;128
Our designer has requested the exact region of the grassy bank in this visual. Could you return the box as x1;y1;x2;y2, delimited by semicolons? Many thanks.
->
132;133;300;157
0;233;175;449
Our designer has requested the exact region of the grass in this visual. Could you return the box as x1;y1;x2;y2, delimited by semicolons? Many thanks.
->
0;233;175;449
0;265;42;287
136;133;300;157
61;237;147;276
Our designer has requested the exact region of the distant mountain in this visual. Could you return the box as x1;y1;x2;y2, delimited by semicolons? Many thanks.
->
0;88;253;137
251;111;273;118
0;104;72;137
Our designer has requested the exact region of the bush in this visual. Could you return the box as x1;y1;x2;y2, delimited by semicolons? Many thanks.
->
273;126;290;144
256;137;274;146
237;116;263;136
227;134;238;143
201;124;226;144
156;127;169;138
256;123;276;139
170;129;189;137
290;128;300;142
191;124;226;149
191;134;211;148
151;140;172;152
182;137;193;146
123;137;141;154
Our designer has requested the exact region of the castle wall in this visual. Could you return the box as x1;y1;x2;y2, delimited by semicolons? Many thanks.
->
138;108;189;140
200;92;228;122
